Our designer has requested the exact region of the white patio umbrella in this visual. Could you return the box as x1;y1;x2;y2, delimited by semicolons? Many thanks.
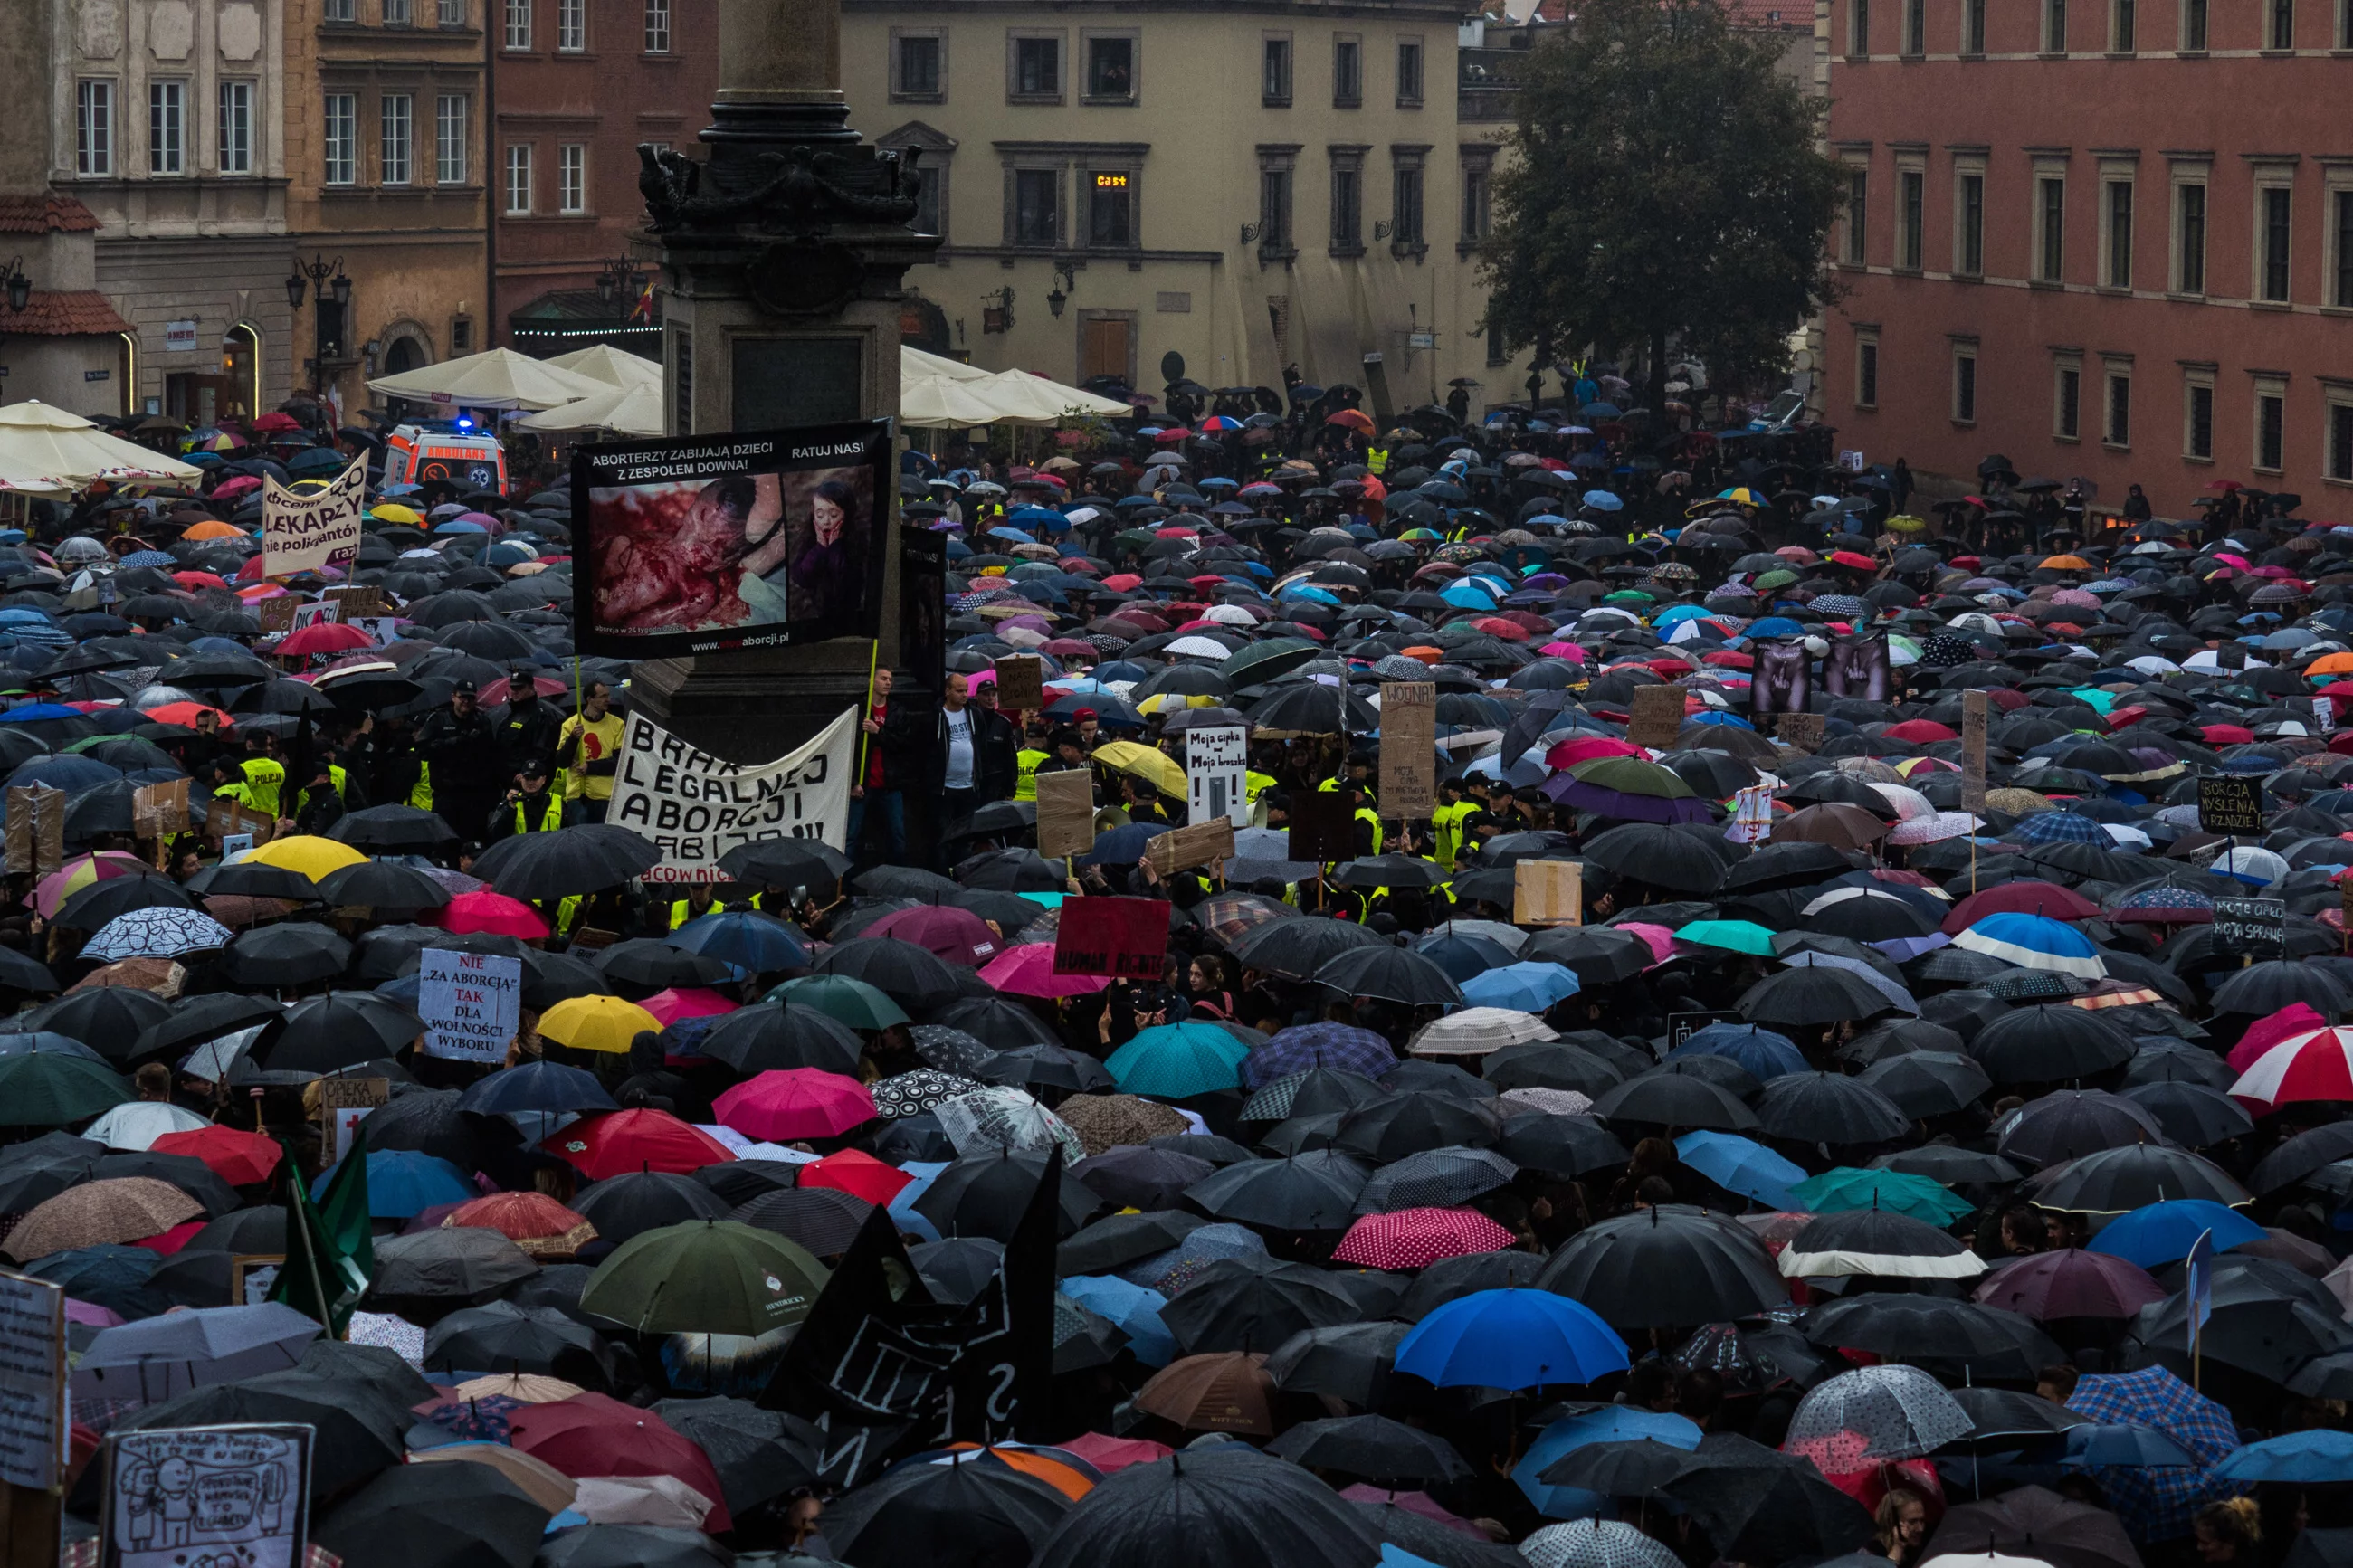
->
903;344;992;384
366;347;606;411
516;383;666;437
542;344;662;390
0;401;204;497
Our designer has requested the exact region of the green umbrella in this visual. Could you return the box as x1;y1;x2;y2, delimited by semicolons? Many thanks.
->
1676;919;1777;957
0;1052;132;1126
579;1220;832;1336
1786;1166;1971;1226
1567;756;1698;801
767;974;910;1031
1220;637;1321;688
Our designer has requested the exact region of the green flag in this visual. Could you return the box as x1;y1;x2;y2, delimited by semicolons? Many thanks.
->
271;1122;374;1336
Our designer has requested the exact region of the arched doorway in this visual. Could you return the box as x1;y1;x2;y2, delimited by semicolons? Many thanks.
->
384;337;424;375
224;324;260;418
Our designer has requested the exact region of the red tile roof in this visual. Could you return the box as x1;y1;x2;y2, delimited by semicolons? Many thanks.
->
0;191;102;235
4;290;133;337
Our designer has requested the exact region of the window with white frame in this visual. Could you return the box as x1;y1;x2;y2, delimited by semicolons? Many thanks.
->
1854;328;1880;408
2183;0;2208;44
644;0;669;51
2174;173;2207;293
2258;178;2293;302
2333;181;2353;307
2104;359;2133;446
1903;0;1925;52
2103;175;2134;288
324;94;357;184
440;0;464;24
383;0;411;25
1963;0;1986;48
1843;164;1868;265
436;94;467;184
381;93;413;185
2036;172;2066;281
504;142;532;213
2113;0;2137;47
76;81;114;176
323;0;353;20
2054;353;2083;440
1897;166;1923;270
2271;0;2295;46
557;143;585;212
1849;0;1869;52
218;81;252;174
148;80;185;175
557;0;584;50
1954;164;1986;274
504;0;529;47
2045;0;2068;48
2328;384;2353;481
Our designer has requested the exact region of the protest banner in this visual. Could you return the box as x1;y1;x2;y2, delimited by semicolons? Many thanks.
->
1144;820;1234;877
261;455;367;578
416;947;524;1063
992;656;1044;712
102;1424;311;1568
2197;775;2264;835
1961;690;1990;814
1287;789;1357;863
609;708;856;881
2319;696;2339;734
1185;724;1250;828
4;789;62;878
1513;860;1583;925
1034;769;1095;863
1052;897;1170;979
1379;683;1436;819
1627;686;1686;750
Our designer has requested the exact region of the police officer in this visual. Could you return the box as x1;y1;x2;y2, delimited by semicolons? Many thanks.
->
491;759;565;841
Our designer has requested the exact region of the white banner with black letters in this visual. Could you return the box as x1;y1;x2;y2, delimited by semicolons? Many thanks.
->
610;707;856;882
260;455;367;577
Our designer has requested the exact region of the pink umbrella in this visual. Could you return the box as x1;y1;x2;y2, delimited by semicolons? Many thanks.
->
712;1068;878;1140
2230;1001;2328;1071
642;987;738;1025
210;475;262;499
438;890;550;939
1331;1207;1513;1269
1543;736;1647;770
1055;1433;1171;1473
64;1298;123;1328
1613;922;1679;966
978;944;1109;999
34;851;156;918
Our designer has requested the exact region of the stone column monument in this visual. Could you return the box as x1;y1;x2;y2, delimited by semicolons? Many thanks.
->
625;0;941;763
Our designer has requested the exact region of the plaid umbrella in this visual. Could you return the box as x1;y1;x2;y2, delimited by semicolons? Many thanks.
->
1355;1146;1518;1213
2012;810;2109;844
1983;968;2085;1001
1331;1207;1513;1269
2106;886;2215;925
872;1068;984;1119
2065;1365;2244;1541
1242;1023;1396;1088
82;908;234;961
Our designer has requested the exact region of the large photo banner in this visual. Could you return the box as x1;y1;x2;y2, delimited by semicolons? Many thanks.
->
611;707;858;881
573;420;892;659
261;455;367;577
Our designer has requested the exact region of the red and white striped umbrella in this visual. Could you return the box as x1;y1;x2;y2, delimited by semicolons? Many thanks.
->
1331;1206;1514;1270
2229;1027;2353;1107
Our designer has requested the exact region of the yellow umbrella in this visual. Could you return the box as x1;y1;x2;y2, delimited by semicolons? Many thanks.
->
538;995;661;1054
245;835;361;879
1091;741;1186;800
370;503;423;525
1135;691;1216;715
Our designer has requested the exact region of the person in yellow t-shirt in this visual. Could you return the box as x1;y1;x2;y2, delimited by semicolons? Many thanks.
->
557;679;626;822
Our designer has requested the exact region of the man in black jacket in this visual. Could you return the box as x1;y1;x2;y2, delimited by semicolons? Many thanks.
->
414;681;503;844
494;670;562;784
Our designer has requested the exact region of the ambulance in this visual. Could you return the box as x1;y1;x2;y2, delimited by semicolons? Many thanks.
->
382;421;508;496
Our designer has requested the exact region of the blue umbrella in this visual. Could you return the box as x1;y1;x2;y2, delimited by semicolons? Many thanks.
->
313;1148;472;1219
886;1160;948;1242
456;1060;617;1117
1672;1023;1807;1080
0;704;89;725
1078;822;1169;868
1460;961;1582;1012
1104;1021;1251;1098
1673;1130;1805;1210
2013;811;2109;845
1580;490;1624;512
2086;1199;2266;1269
2213;1430;2353;1483
669;910;811;973
1411;929;1517;984
1394;1288;1629;1390
2065;1424;2206;1469
1513;1406;1703;1518
1060;1274;1175;1367
1439;582;1497;610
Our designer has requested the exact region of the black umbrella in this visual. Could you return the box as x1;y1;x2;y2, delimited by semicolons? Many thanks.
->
929;995;1061;1051
732;1186;874;1256
331;803;460;849
2027;1142;2250;1214
1854;1050;1991;1117
1185;1151;1367;1230
2121;1080;2254;1148
129;992;282;1065
1784;1206;1977;1275
815;936;967;1010
1661;1448;1877;1562
1996;1088;2167;1168
1737;967;1897;1028
1334;1092;1504;1161
185;860;320;900
908;1236;1005;1305
92;1150;240;1215
2209;959;2351;1016
1537;1207;1785;1328
593;937;733;990
2250;1120;2353;1195
1356;1145;1516;1213
914;1150;1097;1242
217;921;354;986
27;986;174;1060
1591;1069;1758;1131
647;1396;820;1516
471;823;660;898
1484;1043;1627;1098
1752;1071;1911;1145
314;860;453;909
1872;1145;2024;1184
1032;1445;1388;1568
1262;1320;1408;1404
697;1002;862;1076
534;1525;735;1568
1836;1018;1969;1065
367;1227;538;1301
1072;1145;1214;1211
573;1171;732;1244
359;1088;487;1166
423;1299;613;1382
1971;1005;2137;1083
824;1451;1073;1568
1160;1255;1362;1354
1314;946;1464;1007
1226;916;1388;981
314;1451;550;1568
1798;1297;2062;1381
1538;1437;1696;1494
1581;822;1727;895
1267;1414;1471;1485
1393;1250;1550;1323
719;836;852;887
52;872;196;931
110;1370;408;1506
1056;1209;1210;1275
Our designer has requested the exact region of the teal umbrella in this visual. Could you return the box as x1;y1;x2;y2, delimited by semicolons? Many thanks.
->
1105;1021;1251;1098
1676;919;1777;957
1787;1166;1972;1225
769;974;910;1031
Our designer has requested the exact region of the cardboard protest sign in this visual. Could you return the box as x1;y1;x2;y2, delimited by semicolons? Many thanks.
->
1775;712;1826;753
261;452;367;577
609;708;856;881
993;656;1044;712
1052;897;1170;979
133;780;191;841
316;1077;392;1164
1512;860;1583;925
1960;689;1989;814
1144;820;1234;877
2197;776;2264;835
4;788;63;877
2213;896;2287;957
329;585;387;623
1379;683;1436;820
1627;686;1686;750
1286;789;1357;863
255;597;300;635
1185;725;1250;828
416;947;524;1063
1034;769;1096;863
290;601;335;632
206;798;275;844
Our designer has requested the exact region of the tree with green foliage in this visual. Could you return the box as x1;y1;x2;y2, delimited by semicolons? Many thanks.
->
1478;0;1845;416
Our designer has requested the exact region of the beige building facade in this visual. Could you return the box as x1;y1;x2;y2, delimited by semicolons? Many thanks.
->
843;0;1533;418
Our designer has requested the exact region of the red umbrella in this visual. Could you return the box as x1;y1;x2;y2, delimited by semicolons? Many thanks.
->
866;905;1000;968
1330;1207;1513;1270
508;1393;733;1531
1884;719;1957;744
1826;550;1878;571
479;673;566;705
251;411;303;434
642;987;738;1025
800;1148;912;1205
977;944;1109;999
712;1069;877;1141
438;890;550;939
544;1109;733;1179
1940;880;2099;936
278;621;377;655
169;571;230;592
150;1126;281;1185
444;1191;596;1257
1972;1249;2165;1320
129;1220;205;1255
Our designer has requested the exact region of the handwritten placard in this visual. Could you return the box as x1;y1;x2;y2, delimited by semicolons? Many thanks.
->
102;1423;312;1568
1144;819;1234;877
1960;689;1989;815
1776;712;1826;754
1627;685;1686;751
1513;860;1584;926
1379;682;1436;820
2197;776;2264;836
993;655;1044;712
1034;768;1096;862
416;946;523;1063
1052;896;1170;979
0;1268;65;1491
